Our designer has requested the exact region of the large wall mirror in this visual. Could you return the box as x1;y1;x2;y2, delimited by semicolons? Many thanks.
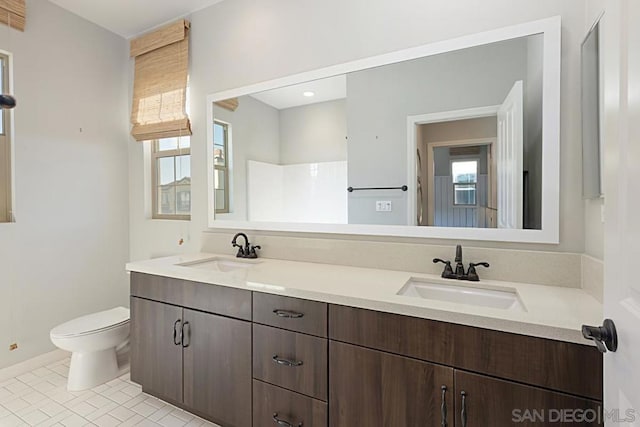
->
207;17;560;243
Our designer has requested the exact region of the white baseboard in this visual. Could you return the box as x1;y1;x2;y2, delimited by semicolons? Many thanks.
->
0;349;69;383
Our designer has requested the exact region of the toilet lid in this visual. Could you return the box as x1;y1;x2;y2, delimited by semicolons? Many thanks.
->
51;307;130;338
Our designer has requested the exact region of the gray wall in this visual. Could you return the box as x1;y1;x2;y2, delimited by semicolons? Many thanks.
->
0;0;129;368
524;34;544;229
346;37;528;225
279;99;347;165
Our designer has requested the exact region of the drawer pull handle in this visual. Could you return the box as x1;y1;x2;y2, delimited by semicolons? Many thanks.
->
273;309;304;319
272;412;302;427
441;385;447;427
461;391;467;427
272;355;303;367
173;319;182;346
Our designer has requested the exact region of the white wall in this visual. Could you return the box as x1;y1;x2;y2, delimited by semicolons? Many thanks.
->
0;1;129;368
279;99;347;165
128;0;590;262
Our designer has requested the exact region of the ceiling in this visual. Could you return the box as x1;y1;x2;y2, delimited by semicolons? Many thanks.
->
251;75;347;110
48;0;225;39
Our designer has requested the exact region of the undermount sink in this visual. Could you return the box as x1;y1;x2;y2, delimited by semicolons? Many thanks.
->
397;278;525;311
177;257;259;273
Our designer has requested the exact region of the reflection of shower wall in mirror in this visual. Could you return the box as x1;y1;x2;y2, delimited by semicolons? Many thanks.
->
247;160;347;223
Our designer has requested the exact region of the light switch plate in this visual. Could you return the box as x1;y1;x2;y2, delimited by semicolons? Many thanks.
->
376;201;392;212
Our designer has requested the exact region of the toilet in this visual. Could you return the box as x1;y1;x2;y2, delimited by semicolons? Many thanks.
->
50;307;130;391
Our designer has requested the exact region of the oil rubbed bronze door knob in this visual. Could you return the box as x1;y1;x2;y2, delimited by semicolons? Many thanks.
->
582;319;618;353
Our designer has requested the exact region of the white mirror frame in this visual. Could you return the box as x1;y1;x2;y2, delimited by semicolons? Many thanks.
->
206;16;561;244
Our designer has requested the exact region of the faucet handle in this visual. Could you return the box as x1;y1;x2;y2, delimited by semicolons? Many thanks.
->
433;258;455;279
248;245;261;258
466;262;490;281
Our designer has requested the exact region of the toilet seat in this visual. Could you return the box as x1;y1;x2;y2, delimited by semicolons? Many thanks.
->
50;307;130;339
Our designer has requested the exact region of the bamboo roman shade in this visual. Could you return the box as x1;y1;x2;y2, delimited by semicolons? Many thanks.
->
215;98;239;112
130;19;191;141
0;0;25;31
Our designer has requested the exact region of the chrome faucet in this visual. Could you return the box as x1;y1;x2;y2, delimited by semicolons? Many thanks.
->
433;244;490;281
231;232;261;259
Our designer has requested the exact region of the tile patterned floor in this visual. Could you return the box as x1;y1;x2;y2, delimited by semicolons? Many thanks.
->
0;358;219;426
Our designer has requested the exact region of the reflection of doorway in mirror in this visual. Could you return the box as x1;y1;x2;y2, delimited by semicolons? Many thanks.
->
408;80;527;229
425;133;497;228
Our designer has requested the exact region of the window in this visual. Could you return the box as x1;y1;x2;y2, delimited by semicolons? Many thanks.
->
0;53;12;223
152;136;191;219
452;160;478;206
213;120;230;214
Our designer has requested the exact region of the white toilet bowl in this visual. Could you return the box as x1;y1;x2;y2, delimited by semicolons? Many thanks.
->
50;307;130;391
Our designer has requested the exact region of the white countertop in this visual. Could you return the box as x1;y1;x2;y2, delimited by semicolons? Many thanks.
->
126;253;602;346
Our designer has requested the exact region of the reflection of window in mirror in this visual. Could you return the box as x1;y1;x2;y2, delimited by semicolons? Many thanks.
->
0;53;12;223
452;160;478;206
213;120;230;214
151;136;191;220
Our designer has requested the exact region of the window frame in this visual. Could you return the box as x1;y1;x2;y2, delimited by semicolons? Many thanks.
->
213;120;230;214
151;138;191;220
451;158;479;207
0;51;13;223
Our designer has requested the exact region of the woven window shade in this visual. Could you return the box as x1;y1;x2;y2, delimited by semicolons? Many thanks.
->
130;19;192;141
0;0;26;31
215;98;239;112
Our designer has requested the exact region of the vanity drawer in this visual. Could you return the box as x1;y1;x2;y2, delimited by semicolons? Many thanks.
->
130;272;251;321
253;324;328;400
329;304;603;401
253;380;327;427
253;293;327;337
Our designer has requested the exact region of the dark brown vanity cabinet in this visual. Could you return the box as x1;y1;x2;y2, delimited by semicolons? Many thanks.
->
454;371;602;426
182;309;252;427
130;273;252;427
252;294;329;427
130;297;184;403
329;305;604;427
330;341;454;427
130;273;605;427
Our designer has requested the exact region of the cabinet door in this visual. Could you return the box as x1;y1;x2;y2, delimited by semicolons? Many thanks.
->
455;371;603;426
183;309;252;427
329;341;454;427
130;297;183;404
